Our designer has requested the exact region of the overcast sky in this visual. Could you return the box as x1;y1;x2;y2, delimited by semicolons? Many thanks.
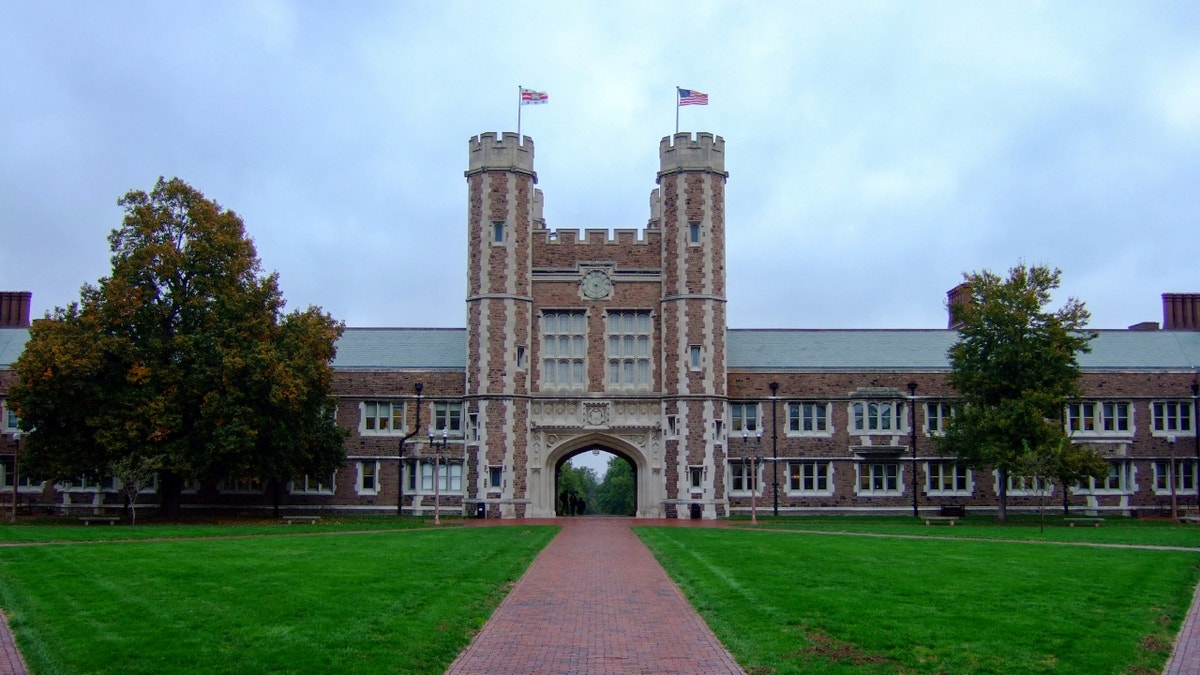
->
2;1;1199;333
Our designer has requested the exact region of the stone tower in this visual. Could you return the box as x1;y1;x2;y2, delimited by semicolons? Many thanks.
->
656;132;729;518
464;132;537;517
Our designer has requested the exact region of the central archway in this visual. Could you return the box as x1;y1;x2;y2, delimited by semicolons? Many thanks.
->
531;432;664;518
556;449;635;516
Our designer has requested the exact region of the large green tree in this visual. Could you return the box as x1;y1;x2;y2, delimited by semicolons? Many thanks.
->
596;456;635;516
11;177;346;518
938;263;1095;521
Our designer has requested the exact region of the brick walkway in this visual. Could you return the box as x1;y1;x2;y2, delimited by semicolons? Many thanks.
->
447;517;744;675
1165;571;1200;675
0;610;28;675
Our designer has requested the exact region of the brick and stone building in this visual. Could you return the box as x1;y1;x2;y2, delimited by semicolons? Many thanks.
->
2;133;1199;518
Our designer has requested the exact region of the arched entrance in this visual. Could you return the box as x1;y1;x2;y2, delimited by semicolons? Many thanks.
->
554;448;636;516
531;432;664;518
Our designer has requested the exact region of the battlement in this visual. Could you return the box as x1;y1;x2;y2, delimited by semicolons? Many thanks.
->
532;227;663;270
536;228;657;246
466;132;536;178
658;132;726;177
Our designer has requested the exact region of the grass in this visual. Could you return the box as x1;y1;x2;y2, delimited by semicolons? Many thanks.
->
0;515;452;544
637;525;1200;674
727;514;1200;548
0;525;558;674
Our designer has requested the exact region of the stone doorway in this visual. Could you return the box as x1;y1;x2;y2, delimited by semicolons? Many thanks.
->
530;432;664;518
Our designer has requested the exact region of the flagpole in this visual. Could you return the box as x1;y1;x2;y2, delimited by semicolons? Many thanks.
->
517;85;522;138
675;86;680;134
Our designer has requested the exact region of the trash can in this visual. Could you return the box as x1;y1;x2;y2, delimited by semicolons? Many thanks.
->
476;503;487;519
690;503;702;519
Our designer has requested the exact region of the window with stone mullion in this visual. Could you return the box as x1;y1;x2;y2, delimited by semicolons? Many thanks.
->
606;311;651;389
542;311;587;388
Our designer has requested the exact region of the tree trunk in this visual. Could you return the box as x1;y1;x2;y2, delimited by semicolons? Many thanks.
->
997;466;1008;522
158;471;184;520
271;480;282;518
1061;479;1070;516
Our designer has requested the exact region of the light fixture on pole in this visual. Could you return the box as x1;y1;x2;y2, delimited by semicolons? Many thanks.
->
1169;435;1178;520
770;382;779;517
908;382;919;518
9;430;19;523
743;427;762;524
428;426;448;525
398;382;424;516
1192;380;1199;511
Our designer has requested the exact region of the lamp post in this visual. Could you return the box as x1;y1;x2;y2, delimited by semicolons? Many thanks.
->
397;382;423;515
9;431;19;523
908;382;919;518
743;428;762;524
770;381;779;517
428;426;448;525
1192;380;1199;511
1169;435;1178;520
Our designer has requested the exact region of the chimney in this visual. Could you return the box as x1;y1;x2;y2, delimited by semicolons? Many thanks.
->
1162;293;1200;330
946;282;971;330
0;292;31;328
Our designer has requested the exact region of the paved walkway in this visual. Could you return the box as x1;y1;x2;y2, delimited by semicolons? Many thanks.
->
0;610;28;675
1166;571;1200;675
447;518;744;675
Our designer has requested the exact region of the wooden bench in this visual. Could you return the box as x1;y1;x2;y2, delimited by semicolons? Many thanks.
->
281;515;321;525
924;516;958;526
78;516;120;525
1063;517;1104;527
1180;512;1200;524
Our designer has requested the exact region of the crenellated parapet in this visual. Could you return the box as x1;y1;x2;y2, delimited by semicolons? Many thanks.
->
466;132;537;179
531;227;662;269
646;188;662;229
658;132;726;179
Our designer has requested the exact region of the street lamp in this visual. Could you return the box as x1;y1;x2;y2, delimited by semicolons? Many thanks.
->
428;426;448;525
9;431;19;523
1169;435;1178;520
1192;380;1199;511
742;427;762;524
397;382;423;515
908;382;919;518
770;382;779;517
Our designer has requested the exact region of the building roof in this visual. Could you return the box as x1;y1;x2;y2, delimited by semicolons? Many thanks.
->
0;328;28;367
332;328;467;370
727;328;1200;371
2;326;1199;373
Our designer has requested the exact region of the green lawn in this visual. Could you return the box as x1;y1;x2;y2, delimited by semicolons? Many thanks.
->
0;525;558;674
728;514;1200;548
637;526;1200;674
2;519;1197;674
0;515;451;544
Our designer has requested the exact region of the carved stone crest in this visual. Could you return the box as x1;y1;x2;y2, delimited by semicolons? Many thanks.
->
583;402;610;428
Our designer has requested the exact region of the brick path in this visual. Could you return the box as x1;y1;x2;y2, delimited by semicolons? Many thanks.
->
446;517;744;675
1165;571;1200;675
0;610;28;675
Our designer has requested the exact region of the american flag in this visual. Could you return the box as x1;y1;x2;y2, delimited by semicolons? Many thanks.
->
520;88;548;105
677;88;708;106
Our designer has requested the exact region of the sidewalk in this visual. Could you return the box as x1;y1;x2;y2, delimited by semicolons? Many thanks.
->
1165;571;1200;675
0;611;28;675
447;517;744;675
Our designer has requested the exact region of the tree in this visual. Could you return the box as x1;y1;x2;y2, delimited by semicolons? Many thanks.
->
596;457;635;515
557;462;598;515
938;263;1095;521
1049;441;1109;516
110;453;162;526
10;177;346;518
